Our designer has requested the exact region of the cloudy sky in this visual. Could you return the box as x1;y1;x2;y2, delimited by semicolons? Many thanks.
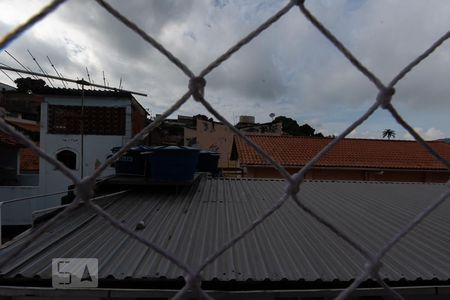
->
0;0;449;140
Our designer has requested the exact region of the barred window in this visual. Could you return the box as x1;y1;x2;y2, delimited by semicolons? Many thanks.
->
48;105;126;135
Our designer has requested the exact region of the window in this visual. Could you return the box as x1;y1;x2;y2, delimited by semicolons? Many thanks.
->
56;150;77;170
48;105;126;135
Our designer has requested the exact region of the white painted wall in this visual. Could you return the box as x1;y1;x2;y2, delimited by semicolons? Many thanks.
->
40;95;133;201
0;93;134;226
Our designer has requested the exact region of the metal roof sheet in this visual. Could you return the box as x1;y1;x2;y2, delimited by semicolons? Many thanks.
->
0;178;448;286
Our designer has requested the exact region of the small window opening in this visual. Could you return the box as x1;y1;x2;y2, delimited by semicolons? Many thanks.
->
56;150;77;170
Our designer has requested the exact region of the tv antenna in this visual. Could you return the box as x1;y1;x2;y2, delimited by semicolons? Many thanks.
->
0;62;23;78
4;50;39;80
47;56;67;88
0;65;147;96
27;49;54;87
102;71;106;86
0;68;14;84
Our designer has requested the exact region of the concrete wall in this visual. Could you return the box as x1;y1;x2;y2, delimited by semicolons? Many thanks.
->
245;166;450;183
0;145;18;171
41;96;132;190
193;119;234;168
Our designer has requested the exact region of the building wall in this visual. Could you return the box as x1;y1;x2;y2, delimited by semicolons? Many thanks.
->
194;119;234;168
39;96;133;205
0;145;18;177
0;144;41;225
245;166;449;183
131;104;147;135
0;94;142;226
184;127;197;146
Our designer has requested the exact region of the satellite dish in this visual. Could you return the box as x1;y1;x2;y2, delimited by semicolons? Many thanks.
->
269;113;275;120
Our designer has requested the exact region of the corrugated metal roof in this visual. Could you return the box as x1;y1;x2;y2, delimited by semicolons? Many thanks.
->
0;178;448;286
3;87;132;98
36;87;133;98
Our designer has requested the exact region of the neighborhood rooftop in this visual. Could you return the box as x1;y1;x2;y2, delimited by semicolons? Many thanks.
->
2;86;134;98
0;177;448;290
235;135;450;170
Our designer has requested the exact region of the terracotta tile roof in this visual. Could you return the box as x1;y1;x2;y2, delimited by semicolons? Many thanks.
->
0;131;19;146
20;148;39;172
6;120;40;133
0;131;38;171
235;135;450;170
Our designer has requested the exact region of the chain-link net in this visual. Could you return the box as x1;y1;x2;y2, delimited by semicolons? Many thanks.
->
1;0;449;299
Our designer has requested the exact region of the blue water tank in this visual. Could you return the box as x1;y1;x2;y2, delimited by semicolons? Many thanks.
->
148;146;200;181
197;151;220;174
113;146;152;176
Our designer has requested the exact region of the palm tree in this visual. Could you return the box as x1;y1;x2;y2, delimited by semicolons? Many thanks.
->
382;129;396;139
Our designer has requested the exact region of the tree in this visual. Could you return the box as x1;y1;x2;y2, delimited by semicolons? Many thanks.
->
14;77;46;92
382;129;396;139
272;116;323;137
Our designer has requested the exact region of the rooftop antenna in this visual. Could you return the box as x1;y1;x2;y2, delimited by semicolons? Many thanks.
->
0;68;15;84
0;62;23;78
85;67;91;84
76;77;80;89
46;56;67;88
4;50;39;80
85;67;93;90
0;65;147;96
60;72;72;88
27;49;54;87
118;77;122;90
102;71;106;86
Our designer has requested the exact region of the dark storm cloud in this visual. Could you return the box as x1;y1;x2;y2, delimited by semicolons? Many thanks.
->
1;0;449;138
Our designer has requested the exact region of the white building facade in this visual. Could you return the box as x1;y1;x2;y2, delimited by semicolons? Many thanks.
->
0;88;146;227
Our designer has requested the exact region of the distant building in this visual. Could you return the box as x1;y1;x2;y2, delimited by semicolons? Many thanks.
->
184;118;235;168
235;115;282;136
150;115;194;146
183;115;282;170
233;135;450;182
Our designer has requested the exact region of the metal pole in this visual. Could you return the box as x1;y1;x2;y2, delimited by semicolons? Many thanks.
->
81;84;85;179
